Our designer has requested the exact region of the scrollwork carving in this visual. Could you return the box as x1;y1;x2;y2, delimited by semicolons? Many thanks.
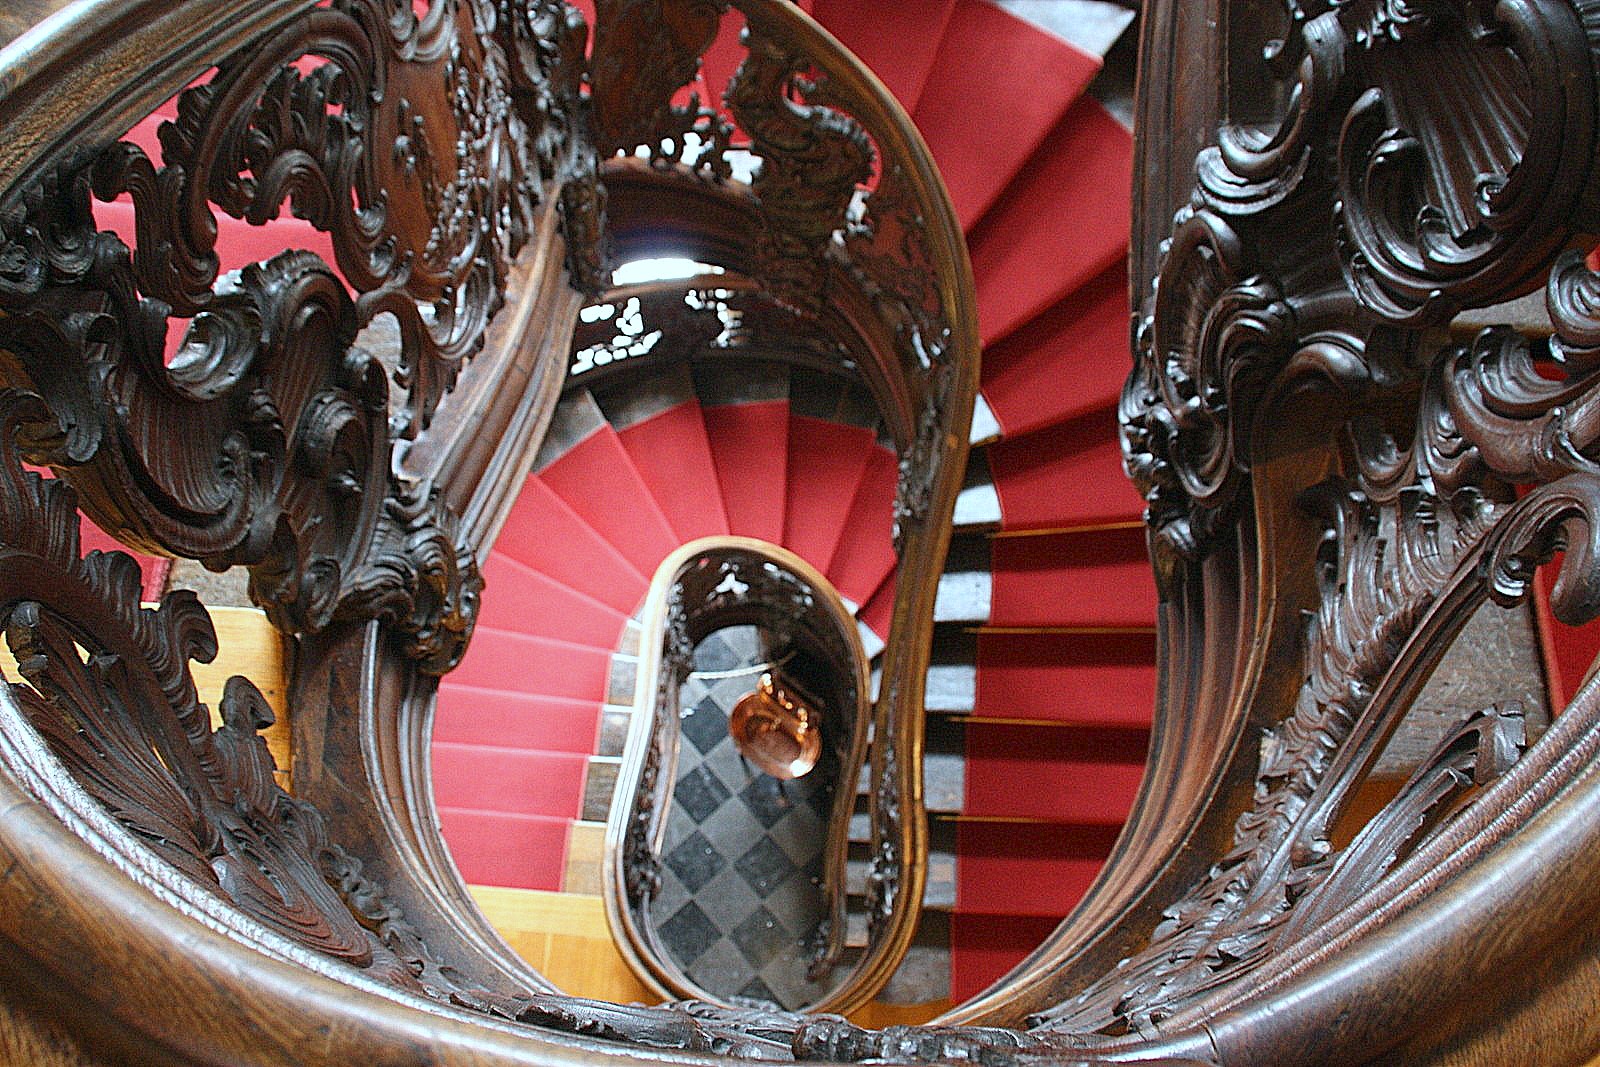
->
1195;0;1600;327
1072;370;1504;1032
726;24;875;314
1121;206;1296;577
0;81;487;667
0;388;434;989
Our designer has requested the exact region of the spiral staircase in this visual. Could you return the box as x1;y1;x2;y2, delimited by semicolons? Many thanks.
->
402;0;1153;1008
9;0;1600;1063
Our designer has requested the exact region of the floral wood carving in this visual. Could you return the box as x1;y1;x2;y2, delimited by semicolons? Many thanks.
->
1089;0;1600;1049
0;388;448;989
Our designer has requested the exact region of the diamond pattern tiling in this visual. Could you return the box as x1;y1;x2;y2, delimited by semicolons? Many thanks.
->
645;626;844;1008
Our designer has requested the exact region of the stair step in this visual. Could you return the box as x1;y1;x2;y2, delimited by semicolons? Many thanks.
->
926;628;979;713
990;0;1136;58
614;398;732;542
788;368;881;430
955;821;1122;917
437;808;571;893
433;687;602;754
495;476;649;616
949;913;1068;1002
858;573;896;644
477;551;631;648
986;406;1144;531
825;445;899;607
970;392;1003;446
953;449;1003;532
784;414;878;570
537;400;681;578
846;819;959;910
1085;12;1138;131
590;360;697;430
989;526;1156;629
450;628;616;703
980;260;1130;440
913;0;1103;230
811;0;957;111
593;704;635;758
962;721;1146;824
532;387;609;471
974;630;1157;727
970;96;1132;347
933;534;993;624
433;743;591;820
704;399;792;546
602;367;733;542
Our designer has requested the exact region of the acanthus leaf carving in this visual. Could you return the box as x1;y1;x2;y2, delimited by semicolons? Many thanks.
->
1121;205;1297;579
0;387;419;983
725;24;875;316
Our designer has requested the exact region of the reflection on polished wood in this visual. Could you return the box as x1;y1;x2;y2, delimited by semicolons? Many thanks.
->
730;670;824;780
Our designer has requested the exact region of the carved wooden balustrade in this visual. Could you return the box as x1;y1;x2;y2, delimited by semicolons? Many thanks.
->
5;0;1600;1064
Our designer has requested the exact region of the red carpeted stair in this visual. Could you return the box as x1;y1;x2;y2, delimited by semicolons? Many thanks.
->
811;0;1151;1003
112;0;1158;1009
430;0;1152;1002
433;364;901;893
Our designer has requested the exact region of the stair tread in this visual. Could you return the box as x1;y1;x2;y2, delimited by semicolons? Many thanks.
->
432;743;590;820
616;399;732;542
448;628;615;704
988;0;1135;59
989;526;1157;629
494;476;649;616
950;913;1067;1002
974;631;1157;727
987;407;1145;531
963;720;1146;823
955;823;1120;918
969;96;1132;347
784;415;878;573
437;808;570;893
980;260;1131;440
824;445;899;607
913;0;1102;231
537;422;682;578
477;550;631;648
704;399;791;545
858;571;897;644
434;686;603;754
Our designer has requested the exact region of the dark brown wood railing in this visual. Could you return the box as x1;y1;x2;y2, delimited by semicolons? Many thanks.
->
4;1;1600;1065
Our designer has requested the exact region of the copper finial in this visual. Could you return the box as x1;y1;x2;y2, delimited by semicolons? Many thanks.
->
728;671;822;780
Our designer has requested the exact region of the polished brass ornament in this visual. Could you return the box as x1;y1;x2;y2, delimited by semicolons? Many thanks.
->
730;670;824;779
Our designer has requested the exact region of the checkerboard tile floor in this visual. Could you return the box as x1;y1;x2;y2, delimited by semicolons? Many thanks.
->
647;627;842;1007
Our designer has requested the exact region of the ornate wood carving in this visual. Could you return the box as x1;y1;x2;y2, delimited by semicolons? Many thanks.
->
20;0;1600;1064
0;387;473;995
